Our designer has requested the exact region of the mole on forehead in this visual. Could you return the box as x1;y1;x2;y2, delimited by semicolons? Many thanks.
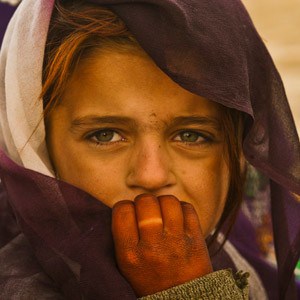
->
138;114;222;135
145;113;221;129
139;122;163;133
140;113;168;131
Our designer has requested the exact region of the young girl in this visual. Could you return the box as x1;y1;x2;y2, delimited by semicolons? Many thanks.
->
0;0;299;299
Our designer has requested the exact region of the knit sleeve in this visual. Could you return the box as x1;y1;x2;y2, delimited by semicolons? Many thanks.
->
138;269;249;300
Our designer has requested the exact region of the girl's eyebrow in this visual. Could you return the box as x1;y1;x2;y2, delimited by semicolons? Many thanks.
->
169;116;221;130
70;115;138;132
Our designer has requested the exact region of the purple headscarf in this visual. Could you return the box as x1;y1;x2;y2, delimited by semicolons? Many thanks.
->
0;3;16;47
0;0;299;299
86;0;300;297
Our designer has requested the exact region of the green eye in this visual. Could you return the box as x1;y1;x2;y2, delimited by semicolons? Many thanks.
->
88;130;124;144
179;131;203;143
86;129;126;147
94;130;115;142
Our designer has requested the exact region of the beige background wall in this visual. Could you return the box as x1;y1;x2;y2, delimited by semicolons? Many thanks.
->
242;0;300;133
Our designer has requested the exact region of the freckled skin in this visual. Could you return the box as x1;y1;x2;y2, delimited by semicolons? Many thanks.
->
46;49;229;237
46;48;230;295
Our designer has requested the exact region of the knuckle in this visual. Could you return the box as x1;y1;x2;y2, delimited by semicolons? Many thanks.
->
119;249;139;267
142;248;165;265
138;218;163;229
140;239;183;264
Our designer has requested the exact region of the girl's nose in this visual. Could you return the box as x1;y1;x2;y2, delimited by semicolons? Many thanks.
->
125;140;176;193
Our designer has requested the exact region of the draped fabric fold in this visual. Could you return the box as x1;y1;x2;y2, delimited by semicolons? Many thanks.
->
0;150;136;299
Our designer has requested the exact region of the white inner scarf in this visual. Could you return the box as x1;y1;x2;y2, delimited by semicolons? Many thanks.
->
0;0;21;5
0;0;55;176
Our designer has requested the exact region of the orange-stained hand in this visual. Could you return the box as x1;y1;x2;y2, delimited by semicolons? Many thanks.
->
112;194;213;297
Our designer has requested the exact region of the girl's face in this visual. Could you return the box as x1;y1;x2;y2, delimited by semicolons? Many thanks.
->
46;49;230;237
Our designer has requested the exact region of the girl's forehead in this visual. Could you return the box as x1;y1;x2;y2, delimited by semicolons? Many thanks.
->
61;48;222;119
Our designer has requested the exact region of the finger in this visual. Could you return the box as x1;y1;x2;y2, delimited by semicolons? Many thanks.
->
112;200;139;250
181;202;203;238
134;194;163;240
182;203;213;274
158;195;184;235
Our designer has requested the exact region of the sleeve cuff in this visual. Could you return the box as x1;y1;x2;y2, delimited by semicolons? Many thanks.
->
138;269;249;299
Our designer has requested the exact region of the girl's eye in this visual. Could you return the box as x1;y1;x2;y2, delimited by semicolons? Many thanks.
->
173;131;211;144
87;130;124;144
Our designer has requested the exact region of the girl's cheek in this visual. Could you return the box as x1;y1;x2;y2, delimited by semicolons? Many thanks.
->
177;158;229;236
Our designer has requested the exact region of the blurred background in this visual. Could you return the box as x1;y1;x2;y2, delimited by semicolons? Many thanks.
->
239;0;300;279
243;0;300;132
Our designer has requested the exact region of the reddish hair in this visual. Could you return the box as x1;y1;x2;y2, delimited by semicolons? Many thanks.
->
42;0;138;117
42;0;246;253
